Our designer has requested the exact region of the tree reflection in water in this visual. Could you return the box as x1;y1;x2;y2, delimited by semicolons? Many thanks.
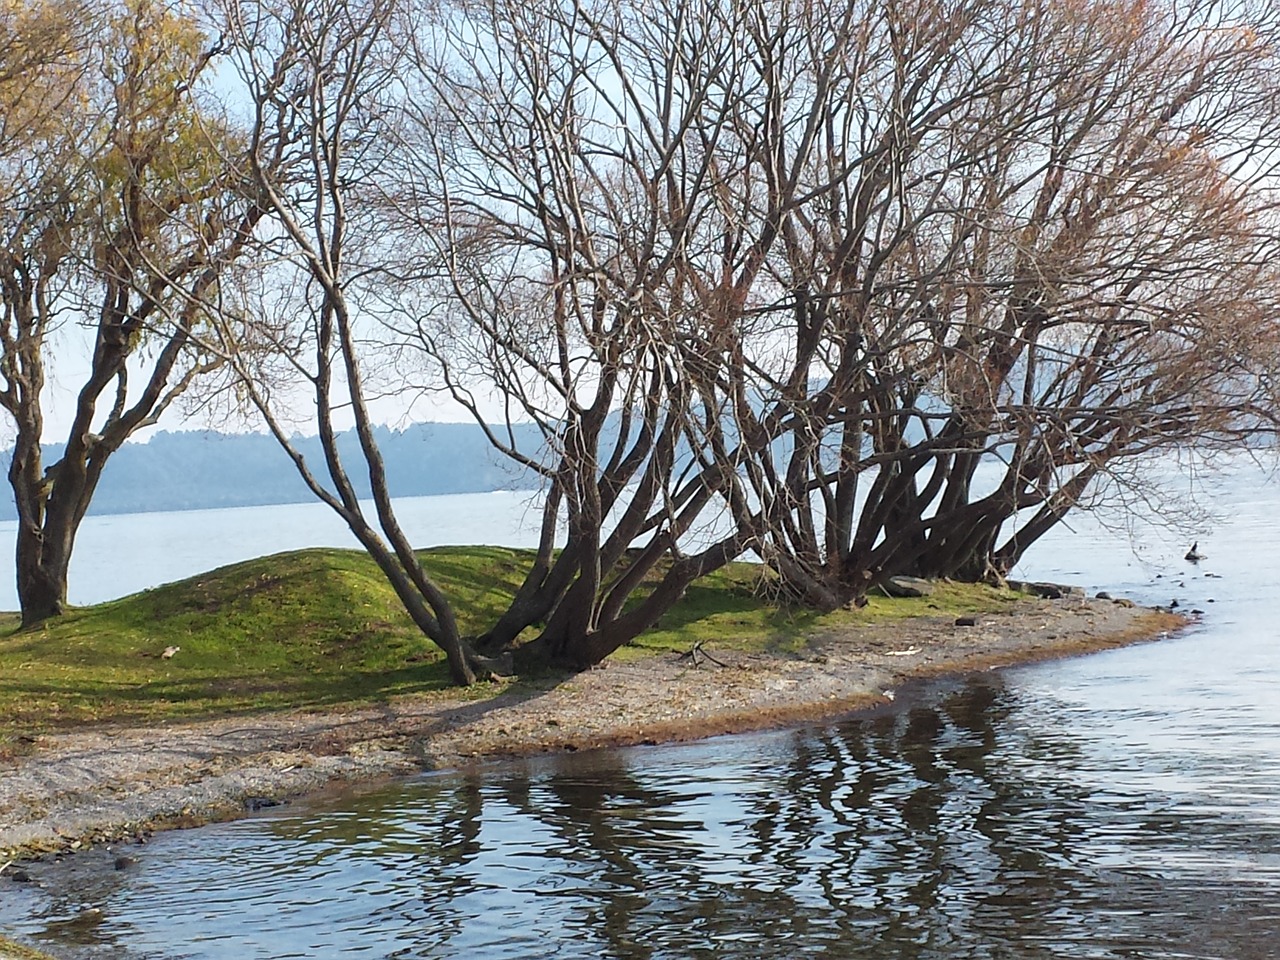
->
5;674;1278;959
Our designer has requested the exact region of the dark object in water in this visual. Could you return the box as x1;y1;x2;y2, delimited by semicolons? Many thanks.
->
245;796;285;812
1185;542;1205;562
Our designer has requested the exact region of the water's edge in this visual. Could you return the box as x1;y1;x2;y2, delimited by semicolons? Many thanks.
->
0;600;1182;866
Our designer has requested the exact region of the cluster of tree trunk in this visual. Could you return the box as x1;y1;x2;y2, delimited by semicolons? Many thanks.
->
5;0;1280;684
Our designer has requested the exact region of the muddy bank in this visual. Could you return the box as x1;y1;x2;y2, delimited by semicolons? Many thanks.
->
0;596;1183;865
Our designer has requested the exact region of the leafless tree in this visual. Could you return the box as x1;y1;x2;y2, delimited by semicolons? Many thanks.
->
215;0;880;672
210;0;1280;679
735;0;1280;607
211;0;524;683
382;0;910;666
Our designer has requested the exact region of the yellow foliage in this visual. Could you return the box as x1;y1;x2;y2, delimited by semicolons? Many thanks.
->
3;0;247;356
0;0;86;151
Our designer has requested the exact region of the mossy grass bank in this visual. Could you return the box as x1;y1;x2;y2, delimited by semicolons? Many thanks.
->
0;934;57;960
0;546;1022;744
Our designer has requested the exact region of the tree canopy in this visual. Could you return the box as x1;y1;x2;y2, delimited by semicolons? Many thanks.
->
0;0;263;624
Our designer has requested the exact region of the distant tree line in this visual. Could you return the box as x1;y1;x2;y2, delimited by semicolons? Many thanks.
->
0;425;540;519
4;0;1280;683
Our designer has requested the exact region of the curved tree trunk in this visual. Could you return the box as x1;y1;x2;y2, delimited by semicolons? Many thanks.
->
519;536;745;670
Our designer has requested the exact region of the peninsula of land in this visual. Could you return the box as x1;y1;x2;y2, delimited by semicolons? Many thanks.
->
0;588;1182;865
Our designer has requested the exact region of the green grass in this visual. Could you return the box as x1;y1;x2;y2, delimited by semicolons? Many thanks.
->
0;546;1021;740
0;546;519;736
0;933;59;960
625;568;1021;658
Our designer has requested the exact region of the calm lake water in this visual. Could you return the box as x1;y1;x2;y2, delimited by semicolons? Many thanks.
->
1;465;1278;959
0;490;553;611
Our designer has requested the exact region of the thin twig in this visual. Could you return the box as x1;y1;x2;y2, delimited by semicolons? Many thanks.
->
676;640;728;669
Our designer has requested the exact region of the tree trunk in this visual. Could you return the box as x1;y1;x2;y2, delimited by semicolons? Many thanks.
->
8;413;95;628
16;538;69;626
13;473;104;627
519;538;745;671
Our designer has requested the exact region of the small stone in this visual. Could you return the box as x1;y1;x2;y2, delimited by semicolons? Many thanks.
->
113;855;137;871
1095;591;1112;600
8;868;31;883
882;576;935;598
954;616;977;627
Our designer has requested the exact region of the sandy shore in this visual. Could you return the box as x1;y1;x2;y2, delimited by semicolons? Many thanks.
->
0;594;1183;866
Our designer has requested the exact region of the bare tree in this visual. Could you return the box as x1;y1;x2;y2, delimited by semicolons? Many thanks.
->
732;0;1280;607
211;0;521;684
215;0;874;673
208;0;1280;679
384;0;906;667
0;0;264;624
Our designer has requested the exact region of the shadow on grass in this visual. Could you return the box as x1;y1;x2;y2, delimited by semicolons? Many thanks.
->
0;661;460;731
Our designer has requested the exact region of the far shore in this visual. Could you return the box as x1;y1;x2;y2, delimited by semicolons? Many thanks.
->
0;594;1184;872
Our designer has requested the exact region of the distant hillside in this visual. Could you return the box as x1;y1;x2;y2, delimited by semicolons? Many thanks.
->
0;424;543;520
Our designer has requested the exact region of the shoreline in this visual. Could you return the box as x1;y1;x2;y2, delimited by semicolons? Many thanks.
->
0;595;1185;867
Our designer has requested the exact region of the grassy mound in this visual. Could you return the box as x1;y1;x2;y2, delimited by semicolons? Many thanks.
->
0;547;1021;737
0;547;500;733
